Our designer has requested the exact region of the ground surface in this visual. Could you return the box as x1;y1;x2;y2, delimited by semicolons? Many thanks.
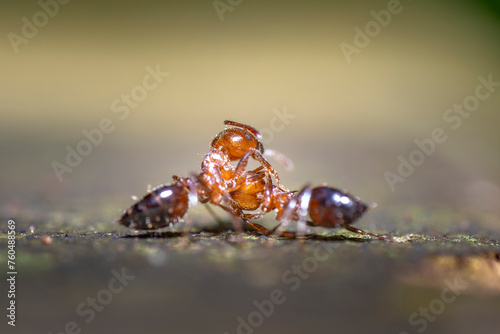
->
2;208;500;334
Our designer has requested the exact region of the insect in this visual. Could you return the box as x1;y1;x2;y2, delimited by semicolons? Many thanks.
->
117;121;394;241
221;161;393;240
116;121;284;231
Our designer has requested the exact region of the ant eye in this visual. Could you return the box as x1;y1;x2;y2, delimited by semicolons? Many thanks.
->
245;134;252;141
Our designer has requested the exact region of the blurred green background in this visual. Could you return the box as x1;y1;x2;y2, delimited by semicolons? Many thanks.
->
1;1;500;334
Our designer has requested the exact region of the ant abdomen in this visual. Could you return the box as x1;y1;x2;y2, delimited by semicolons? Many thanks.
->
307;186;368;228
116;183;189;230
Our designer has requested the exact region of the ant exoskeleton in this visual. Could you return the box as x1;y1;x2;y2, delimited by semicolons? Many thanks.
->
221;154;394;241
116;121;394;241
116;121;286;231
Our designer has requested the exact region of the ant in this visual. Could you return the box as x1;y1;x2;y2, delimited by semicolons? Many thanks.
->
116;121;394;241
116;121;286;231
221;150;393;240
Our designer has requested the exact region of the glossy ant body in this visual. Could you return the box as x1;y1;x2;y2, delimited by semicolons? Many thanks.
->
117;121;284;230
117;121;394;241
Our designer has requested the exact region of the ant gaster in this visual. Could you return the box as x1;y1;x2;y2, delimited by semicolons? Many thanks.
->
117;121;394;241
117;121;285;230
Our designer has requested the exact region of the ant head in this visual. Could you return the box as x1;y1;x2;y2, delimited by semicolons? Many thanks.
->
211;121;264;161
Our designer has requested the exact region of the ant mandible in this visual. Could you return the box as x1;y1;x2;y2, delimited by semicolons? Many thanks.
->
116;121;394;241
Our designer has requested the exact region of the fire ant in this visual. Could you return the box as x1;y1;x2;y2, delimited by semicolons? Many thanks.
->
221;152;393;240
117;121;286;230
116;121;394;241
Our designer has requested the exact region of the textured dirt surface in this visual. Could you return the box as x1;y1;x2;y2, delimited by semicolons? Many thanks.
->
2;208;500;334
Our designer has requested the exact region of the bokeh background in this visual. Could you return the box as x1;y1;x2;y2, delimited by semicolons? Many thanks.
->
1;0;500;334
2;0;500;216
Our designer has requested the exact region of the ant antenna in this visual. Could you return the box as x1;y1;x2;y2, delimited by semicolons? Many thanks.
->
224;120;262;140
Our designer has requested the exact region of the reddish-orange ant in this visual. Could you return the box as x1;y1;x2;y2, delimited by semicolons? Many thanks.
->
117;121;394;241
117;121;284;230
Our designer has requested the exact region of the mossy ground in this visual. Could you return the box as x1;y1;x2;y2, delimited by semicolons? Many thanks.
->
2;206;499;334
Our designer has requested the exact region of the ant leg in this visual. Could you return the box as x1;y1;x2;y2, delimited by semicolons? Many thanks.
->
232;149;255;180
232;148;288;192
228;212;245;240
272;185;310;242
295;185;312;241
269;225;296;238
212;202;244;235
180;176;199;240
251;150;289;192
260;171;276;214
186;175;199;207
226;173;265;192
252;165;264;173
244;220;272;235
240;212;265;220
270;197;297;239
263;149;294;171
344;225;395;241
244;220;295;238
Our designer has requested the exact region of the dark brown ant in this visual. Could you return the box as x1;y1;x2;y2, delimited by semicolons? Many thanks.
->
251;183;393;241
221;154;393;240
117;121;394;241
